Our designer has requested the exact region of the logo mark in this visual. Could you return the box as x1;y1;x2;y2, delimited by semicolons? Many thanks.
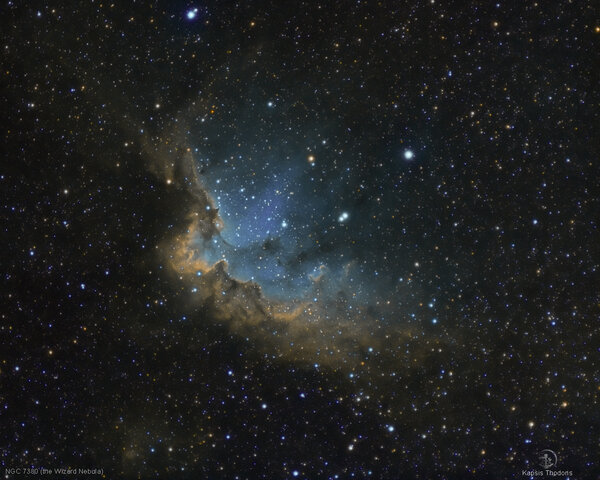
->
538;449;557;469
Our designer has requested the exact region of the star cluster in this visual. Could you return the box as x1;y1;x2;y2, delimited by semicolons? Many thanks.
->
1;1;599;479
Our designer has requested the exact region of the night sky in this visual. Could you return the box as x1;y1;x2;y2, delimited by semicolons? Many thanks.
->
1;1;599;479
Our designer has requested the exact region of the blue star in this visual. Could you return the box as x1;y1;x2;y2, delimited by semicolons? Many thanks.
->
338;211;349;223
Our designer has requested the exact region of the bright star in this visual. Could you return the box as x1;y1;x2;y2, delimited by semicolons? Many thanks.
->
186;8;198;20
338;212;349;223
404;149;414;160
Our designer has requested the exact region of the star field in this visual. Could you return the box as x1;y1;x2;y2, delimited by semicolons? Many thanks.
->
1;1;599;479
